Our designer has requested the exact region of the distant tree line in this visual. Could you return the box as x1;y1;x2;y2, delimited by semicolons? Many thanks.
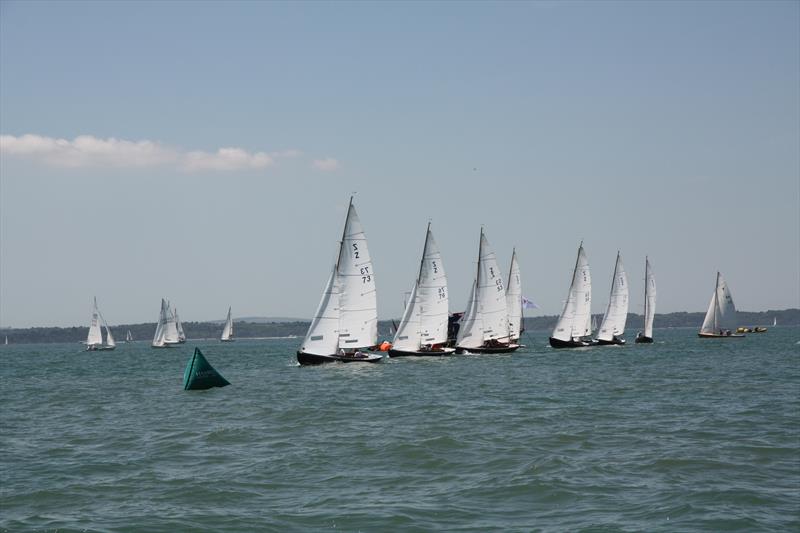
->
2;309;797;345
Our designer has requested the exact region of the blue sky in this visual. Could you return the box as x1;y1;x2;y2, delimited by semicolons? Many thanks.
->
1;0;798;327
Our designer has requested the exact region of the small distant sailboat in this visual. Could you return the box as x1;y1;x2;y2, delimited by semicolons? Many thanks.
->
174;307;187;343
635;257;657;344
297;197;383;364
596;252;629;345
152;298;181;348
389;223;455;357
549;243;593;348
125;330;133;343
591;315;598;335
698;272;745;338
773;317;777;327
4;336;7;345
220;306;235;342
456;228;519;354
183;347;230;390
505;248;524;345
85;297;116;351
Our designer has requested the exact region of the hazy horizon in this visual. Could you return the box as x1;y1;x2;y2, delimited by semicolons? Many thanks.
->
1;1;798;328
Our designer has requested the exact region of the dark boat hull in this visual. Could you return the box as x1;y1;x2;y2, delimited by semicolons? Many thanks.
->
86;345;116;351
548;337;593;349
296;351;383;365
388;348;456;357
596;338;626;346
634;335;654;344
455;344;519;354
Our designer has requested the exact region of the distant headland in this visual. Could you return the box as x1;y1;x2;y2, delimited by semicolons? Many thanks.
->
1;309;797;345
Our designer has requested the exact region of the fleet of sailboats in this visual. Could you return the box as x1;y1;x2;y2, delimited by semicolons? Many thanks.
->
698;272;744;338
69;200;771;359
635;257;656;343
455;228;519;354
389;223;454;357
296;197;382;364
596;252;629;345
220;307;234;342
85;297;116;351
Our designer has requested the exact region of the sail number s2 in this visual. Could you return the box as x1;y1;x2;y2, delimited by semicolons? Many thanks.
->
352;243;360;259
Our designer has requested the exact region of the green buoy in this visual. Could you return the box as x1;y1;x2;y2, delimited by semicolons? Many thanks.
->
183;347;230;390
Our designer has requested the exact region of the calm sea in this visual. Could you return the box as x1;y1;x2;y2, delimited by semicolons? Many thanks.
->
1;327;798;532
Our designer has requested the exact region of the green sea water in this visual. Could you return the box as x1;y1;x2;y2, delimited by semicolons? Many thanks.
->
1;328;798;532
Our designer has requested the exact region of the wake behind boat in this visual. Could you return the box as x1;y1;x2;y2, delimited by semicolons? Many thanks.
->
698;272;745;338
296;197;383;365
389;223;455;357
549;243;594;348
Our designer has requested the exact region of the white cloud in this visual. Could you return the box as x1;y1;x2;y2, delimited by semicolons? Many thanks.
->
313;157;340;171
0;134;302;173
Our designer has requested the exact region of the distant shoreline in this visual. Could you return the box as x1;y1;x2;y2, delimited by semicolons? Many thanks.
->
1;309;797;345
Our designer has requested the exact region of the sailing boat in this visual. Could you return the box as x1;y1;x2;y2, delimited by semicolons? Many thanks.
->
505;248;524;345
152;298;181;348
549;243;593;348
591;315;598;334
389;223;454;357
773;317;777;327
698;272;744;338
455;228;519;354
220;306;235;342
125;330;133;343
596;252;629;345
85;297;116;351
635;257;657;343
297;197;382;365
174;307;186;343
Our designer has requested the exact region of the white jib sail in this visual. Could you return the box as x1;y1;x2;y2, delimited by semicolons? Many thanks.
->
476;229;510;342
336;199;378;351
393;224;450;351
456;279;483;349
300;265;341;355
643;257;656;338
221;307;233;341
175;308;186;342
100;311;116;348
700;284;719;334
392;281;420;351
87;297;103;346
597;252;629;342
152;298;168;346
505;249;522;341
551;244;592;342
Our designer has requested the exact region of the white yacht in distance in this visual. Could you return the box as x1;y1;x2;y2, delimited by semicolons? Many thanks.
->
86;297;116;351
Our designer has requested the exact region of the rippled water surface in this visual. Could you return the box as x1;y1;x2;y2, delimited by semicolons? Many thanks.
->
2;328;799;531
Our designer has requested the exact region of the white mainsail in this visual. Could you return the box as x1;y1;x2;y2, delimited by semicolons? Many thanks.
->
300;266;341;355
220;306;234;341
476;229;510;342
505;249;522;342
101;312;116;348
700;272;738;334
86;297;103;347
597;252;629;342
393;224;450;351
642;257;656;338
551;244;592;342
336;199;378;351
125;330;133;342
